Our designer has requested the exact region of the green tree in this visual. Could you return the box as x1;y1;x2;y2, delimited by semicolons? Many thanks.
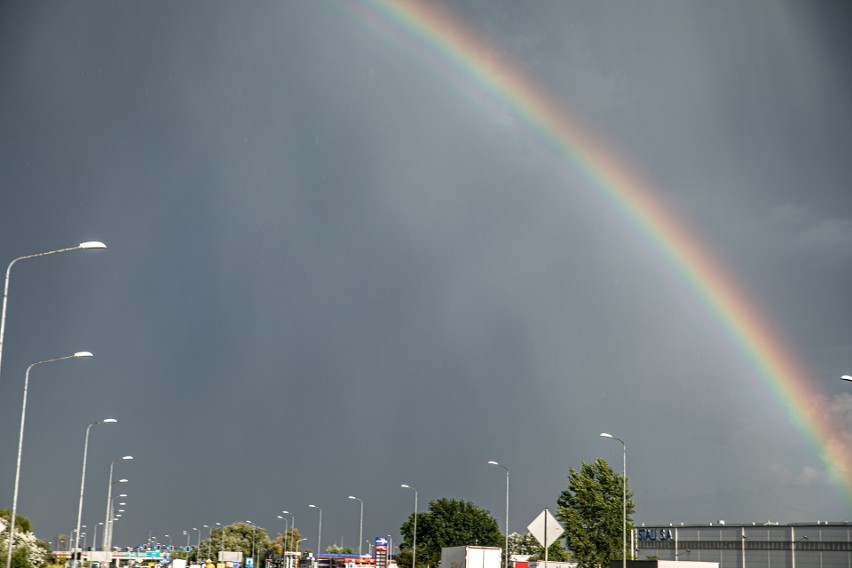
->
205;523;271;564
399;498;503;568
268;528;303;557
507;532;568;562
0;510;32;534
0;511;48;568
326;545;354;554
556;458;635;568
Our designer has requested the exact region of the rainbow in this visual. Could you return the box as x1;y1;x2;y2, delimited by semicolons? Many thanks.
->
344;0;852;500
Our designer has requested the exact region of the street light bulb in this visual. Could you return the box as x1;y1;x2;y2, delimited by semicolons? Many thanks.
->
348;496;357;500
309;504;317;508
122;456;134;460
74;351;94;358
282;510;289;514
117;478;128;483
841;375;852;382
277;516;283;519
600;432;613;439
488;460;499;465
79;241;107;250
401;484;409;488
102;418;118;424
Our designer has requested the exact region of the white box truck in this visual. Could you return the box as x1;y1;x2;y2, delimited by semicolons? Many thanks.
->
441;546;502;568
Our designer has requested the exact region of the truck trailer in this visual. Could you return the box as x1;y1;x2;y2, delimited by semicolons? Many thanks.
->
440;546;502;568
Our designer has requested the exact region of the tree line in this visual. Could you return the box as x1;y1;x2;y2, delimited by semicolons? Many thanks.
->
2;458;633;568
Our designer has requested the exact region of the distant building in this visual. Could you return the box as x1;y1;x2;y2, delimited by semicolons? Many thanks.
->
635;523;852;568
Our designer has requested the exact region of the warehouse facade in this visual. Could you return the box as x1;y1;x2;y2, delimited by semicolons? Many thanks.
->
635;523;852;568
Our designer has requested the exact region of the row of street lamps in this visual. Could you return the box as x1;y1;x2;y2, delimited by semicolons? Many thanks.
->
161;440;627;568
0;241;118;568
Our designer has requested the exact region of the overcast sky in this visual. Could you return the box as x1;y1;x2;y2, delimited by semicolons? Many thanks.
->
1;0;852;555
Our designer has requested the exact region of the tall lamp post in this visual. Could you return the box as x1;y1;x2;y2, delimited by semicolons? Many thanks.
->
308;505;322;557
348;496;364;558
277;515;289;550
93;523;104;551
74;418;118;568
0;241;106;384
487;461;510;568
103;456;132;550
246;522;256;561
194;528;200;561
282;510;295;566
400;485;417;568
216;523;223;558
203;525;210;561
6;351;94;568
600;433;627;568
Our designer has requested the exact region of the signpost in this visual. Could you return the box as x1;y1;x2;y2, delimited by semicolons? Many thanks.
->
375;537;388;568
527;509;564;568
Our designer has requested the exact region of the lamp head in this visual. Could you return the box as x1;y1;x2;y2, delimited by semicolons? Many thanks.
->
841;375;852;382
282;510;290;514
74;351;94;358
309;504;318;509
122;455;134;460
488;460;499;465
102;418;118;424
600;432;613;439
79;241;107;250
401;484;410;489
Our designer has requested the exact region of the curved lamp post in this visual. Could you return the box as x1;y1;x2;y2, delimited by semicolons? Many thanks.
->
74;418;117;568
6;351;94;568
245;522;256;561
348;496;364;557
308;505;322;557
488;461;509;568
601;433;627;568
0;242;106;384
103;456;132;550
400;485;417;568
216;523;223;558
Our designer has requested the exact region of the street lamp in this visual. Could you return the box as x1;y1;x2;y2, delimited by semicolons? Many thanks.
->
246;522;256;561
194;528;201;561
103;456;132;550
400;485;417;568
74;418;117;568
6;351;94;568
841;375;852;382
600;433;627;568
308;505;322;556
216;523;223;558
348;496;364;557
93;523;104;551
203;525;210;561
487;461;510;568
0;241;106;385
277;516;289;550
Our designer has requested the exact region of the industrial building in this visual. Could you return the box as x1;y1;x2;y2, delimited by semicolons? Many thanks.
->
635;523;852;568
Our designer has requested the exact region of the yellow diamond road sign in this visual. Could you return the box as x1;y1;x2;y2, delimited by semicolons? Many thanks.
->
527;509;564;549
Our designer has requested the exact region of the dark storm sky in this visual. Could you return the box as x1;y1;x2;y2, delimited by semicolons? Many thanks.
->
1;0;852;553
